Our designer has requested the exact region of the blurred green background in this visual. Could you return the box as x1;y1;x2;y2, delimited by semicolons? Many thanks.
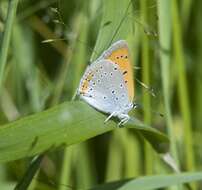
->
0;0;202;189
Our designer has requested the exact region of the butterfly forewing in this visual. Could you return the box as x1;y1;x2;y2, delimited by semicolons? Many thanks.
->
98;40;134;102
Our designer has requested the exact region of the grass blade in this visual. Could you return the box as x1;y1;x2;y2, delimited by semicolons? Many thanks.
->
118;172;202;190
171;0;195;172
157;0;179;167
0;101;168;163
91;172;202;190
0;0;19;93
91;0;133;61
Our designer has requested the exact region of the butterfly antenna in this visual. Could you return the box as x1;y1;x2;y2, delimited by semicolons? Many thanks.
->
133;102;164;117
135;78;156;97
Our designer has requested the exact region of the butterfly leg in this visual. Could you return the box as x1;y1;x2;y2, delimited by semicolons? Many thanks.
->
104;111;117;123
133;103;139;109
118;114;130;127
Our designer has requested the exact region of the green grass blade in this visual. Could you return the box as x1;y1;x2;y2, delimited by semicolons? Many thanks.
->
0;0;19;93
105;130;125;181
118;172;202;190
140;0;153;175
157;0;179;166
14;155;43;190
171;0;195;172
91;0;133;61
0;101;168;163
91;172;202;190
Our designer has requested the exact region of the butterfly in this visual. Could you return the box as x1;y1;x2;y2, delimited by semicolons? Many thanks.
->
77;40;135;126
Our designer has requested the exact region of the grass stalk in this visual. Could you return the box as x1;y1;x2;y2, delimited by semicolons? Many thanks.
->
140;0;153;175
171;0;195;172
157;0;179;165
0;0;19;94
158;2;181;189
58;146;74;190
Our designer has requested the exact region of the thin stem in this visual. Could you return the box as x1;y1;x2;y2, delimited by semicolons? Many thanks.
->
0;0;19;94
141;0;153;175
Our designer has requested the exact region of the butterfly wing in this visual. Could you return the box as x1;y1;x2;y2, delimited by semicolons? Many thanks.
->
98;40;134;102
78;60;132;115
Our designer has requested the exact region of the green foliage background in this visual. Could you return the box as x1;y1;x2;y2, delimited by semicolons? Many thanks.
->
0;0;202;189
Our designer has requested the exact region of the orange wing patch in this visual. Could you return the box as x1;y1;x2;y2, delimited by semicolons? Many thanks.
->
79;72;94;94
106;47;134;101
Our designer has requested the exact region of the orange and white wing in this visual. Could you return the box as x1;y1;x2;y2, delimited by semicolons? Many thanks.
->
98;40;134;102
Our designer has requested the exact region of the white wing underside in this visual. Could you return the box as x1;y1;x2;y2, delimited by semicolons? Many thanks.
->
78;60;132;116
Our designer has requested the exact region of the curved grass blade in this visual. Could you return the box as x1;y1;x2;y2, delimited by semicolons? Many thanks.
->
0;101;168;163
91;172;202;190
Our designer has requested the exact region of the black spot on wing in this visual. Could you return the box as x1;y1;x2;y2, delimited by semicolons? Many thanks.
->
123;71;127;75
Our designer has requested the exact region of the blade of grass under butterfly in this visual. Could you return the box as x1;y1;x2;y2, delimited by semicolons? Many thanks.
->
0;101;169;164
0;0;19;94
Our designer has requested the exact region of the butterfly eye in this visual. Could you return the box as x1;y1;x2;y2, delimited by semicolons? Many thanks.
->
125;55;128;59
